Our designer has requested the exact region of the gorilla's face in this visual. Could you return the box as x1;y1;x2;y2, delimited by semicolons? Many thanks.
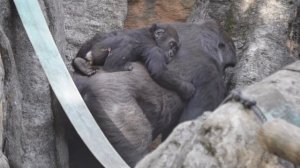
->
150;24;180;64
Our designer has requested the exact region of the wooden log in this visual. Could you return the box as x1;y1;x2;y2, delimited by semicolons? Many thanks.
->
258;118;300;165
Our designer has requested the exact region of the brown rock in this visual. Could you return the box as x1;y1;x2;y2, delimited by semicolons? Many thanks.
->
125;0;195;28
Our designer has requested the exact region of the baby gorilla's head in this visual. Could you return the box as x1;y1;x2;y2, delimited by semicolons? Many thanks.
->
150;24;180;64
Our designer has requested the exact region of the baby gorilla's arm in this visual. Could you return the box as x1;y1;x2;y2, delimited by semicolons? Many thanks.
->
142;47;195;100
103;46;134;72
152;70;195;100
142;46;168;77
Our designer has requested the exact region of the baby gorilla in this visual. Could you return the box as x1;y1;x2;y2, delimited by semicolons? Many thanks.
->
73;24;180;76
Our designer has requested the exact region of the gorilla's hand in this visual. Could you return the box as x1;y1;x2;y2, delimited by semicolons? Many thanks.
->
179;82;195;100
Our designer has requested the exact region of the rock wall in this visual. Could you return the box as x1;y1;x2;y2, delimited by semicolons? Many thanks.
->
63;0;127;67
0;50;9;168
0;0;128;168
0;0;64;167
125;0;195;28
190;0;298;89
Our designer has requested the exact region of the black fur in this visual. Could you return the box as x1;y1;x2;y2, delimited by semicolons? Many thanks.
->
152;21;236;122
72;24;180;76
69;64;183;167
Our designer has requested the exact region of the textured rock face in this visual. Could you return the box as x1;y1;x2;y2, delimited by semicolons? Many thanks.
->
63;0;127;67
0;0;65;167
125;0;195;28
189;0;298;89
0;0;127;167
0;52;9;168
0;0;128;167
231;0;297;88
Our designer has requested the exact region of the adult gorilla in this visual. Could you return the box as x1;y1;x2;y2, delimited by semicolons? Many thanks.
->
67;64;183;168
156;21;236;123
57;20;236;168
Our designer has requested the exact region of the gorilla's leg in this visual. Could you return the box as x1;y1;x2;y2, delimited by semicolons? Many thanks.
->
53;98;70;168
68;129;103;168
66;94;152;168
81;81;153;167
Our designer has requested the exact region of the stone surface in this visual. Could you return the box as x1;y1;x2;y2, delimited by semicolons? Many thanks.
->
285;60;300;71
0;0;65;167
0;1;23;167
0;50;9;168
189;0;298;90
63;0;127;68
0;0;128;167
0;152;9;168
0;50;3;146
287;0;300;59
125;0;195;28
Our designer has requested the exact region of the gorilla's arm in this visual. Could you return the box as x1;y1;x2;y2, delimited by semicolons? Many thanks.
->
152;70;195;100
75;33;108;59
142;46;168;76
142;46;195;101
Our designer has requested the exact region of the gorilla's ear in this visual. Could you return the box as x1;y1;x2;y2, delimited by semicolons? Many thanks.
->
149;24;158;34
150;24;165;40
